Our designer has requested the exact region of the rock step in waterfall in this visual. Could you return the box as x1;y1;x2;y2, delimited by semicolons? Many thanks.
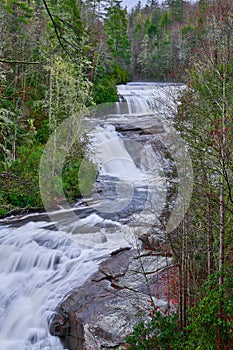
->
0;83;182;350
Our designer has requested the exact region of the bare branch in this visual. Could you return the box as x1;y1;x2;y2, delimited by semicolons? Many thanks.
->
41;0;72;58
0;57;41;65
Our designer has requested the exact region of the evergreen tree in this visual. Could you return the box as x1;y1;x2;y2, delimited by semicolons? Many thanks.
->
103;0;130;68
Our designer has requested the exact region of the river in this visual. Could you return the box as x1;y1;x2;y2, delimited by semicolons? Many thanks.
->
0;82;189;350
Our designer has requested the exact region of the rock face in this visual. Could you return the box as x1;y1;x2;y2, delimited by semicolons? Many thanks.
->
50;248;171;350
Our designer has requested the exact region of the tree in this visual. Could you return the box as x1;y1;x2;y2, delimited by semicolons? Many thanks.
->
173;0;233;339
103;0;130;68
0;0;94;214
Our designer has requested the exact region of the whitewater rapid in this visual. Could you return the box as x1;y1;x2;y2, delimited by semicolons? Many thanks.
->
0;82;183;349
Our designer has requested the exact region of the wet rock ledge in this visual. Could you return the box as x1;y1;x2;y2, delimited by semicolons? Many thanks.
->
50;248;171;350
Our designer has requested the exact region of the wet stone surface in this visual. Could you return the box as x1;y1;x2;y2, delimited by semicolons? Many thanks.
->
50;248;171;350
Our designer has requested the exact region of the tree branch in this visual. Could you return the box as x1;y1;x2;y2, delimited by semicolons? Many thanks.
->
41;0;71;58
0;57;41;65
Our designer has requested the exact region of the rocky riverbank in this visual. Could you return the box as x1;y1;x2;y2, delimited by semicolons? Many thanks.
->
50;247;174;350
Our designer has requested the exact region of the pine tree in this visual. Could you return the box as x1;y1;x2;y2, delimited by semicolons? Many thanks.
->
103;0;130;68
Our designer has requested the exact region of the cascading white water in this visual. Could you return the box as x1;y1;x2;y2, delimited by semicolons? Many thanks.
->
0;221;114;350
90;124;146;182
117;81;183;116
0;82;182;350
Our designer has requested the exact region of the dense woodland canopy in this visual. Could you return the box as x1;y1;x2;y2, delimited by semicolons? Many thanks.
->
0;0;233;348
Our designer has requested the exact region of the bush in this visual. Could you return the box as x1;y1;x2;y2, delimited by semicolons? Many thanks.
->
185;271;233;350
0;144;44;211
126;311;183;349
126;272;233;349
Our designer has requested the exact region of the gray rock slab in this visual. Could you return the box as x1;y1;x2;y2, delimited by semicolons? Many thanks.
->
50;248;170;350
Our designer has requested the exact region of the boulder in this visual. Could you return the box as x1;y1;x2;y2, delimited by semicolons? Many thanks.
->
50;248;171;350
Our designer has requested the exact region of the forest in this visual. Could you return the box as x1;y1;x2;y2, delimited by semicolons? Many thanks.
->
0;0;232;349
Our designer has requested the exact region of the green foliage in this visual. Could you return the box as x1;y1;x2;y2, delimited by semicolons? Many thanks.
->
93;64;129;104
103;0;130;67
128;0;186;80
160;11;170;28
45;55;92;131
63;150;98;202
62;159;82;202
93;76;118;104
126;272;233;349
147;24;157;38
185;272;233;349
112;63;130;84
0;0;96;216
35;119;50;144
44;0;84;60
126;311;183;349
77;159;98;198
0;144;44;212
169;0;185;22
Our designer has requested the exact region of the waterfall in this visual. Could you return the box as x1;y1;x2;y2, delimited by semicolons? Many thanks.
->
0;82;184;350
0;221;113;350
